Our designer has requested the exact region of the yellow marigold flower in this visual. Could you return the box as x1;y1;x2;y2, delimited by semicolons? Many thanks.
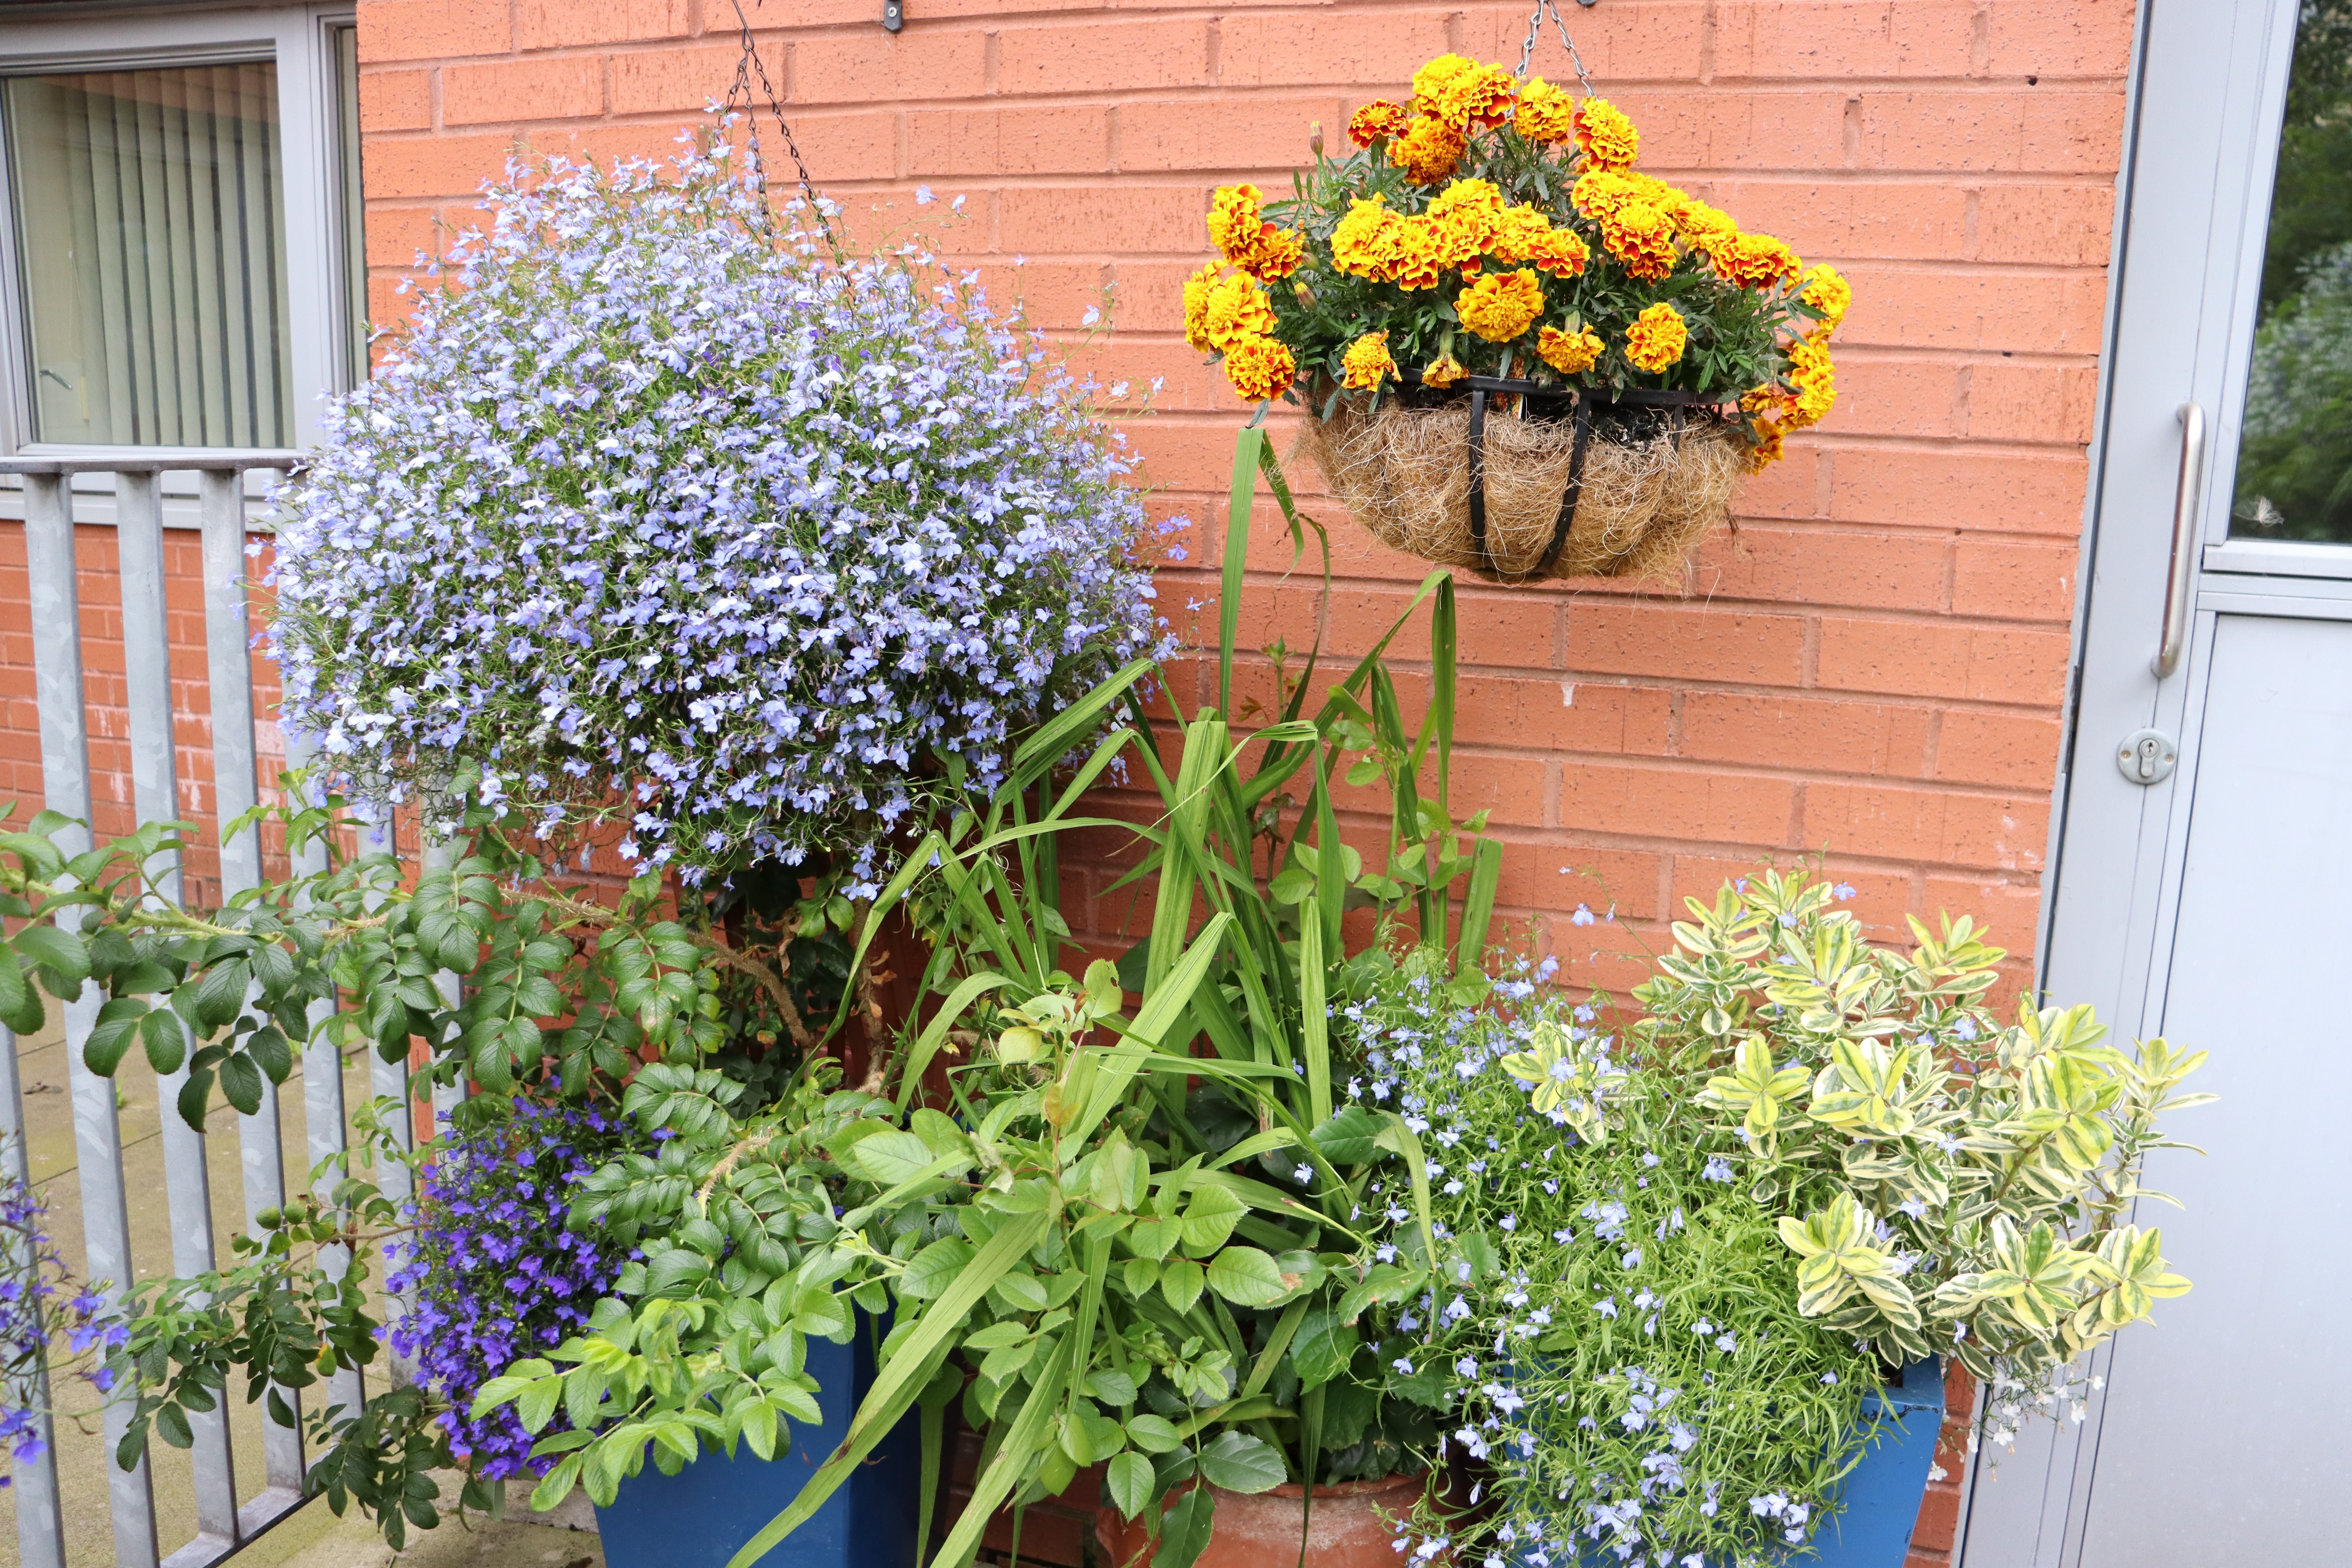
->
1456;62;1519;129
1573;98;1640;169
1390;114;1468;185
1485;205;1549;265
1181;262;1222;354
1784;338;1837;428
1341;330;1399;392
1457;267;1548;343
1602;202;1679;282
1624;302;1688;374
1201;273;1277;352
1515;77;1576;142
1426;178;1507;228
1331;197;1407;281
1390;216;1455;290
1411;54;1478;112
1420;351;1468;389
1743;417;1787;472
1243;225;1307;281
1537;324;1605;375
1571;167;1670;223
1223;334;1297;403
1410;54;1515;129
1525;225;1591;279
1207;184;1266;262
1719;232;1803;290
1349;100;1412;148
1799;263;1852;338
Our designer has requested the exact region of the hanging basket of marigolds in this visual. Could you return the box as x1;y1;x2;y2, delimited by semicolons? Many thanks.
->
1186;53;1847;584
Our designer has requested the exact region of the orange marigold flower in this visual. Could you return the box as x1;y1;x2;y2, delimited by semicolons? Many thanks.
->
1410;54;1479;114
1573;98;1640;169
1420;351;1469;389
1798;263;1852;338
1624;302;1688;374
1390;114;1468;185
1181;262;1222;353
1743;417;1787;472
1201;273;1277;352
1241;225;1307;281
1341;330;1398;392
1390;216;1455;291
1457;267;1548;343
1223;334;1297;403
1515;78;1576;143
1719;232;1803;290
1784;338;1836;428
1409;54;1514;129
1601;201;1679;281
1486;205;1550;265
1331;197;1408;281
1524;225;1592;279
1455;62;1519;130
1537;324;1606;376
1349;100;1412;148
1207;184;1266;262
1571;167;1670;223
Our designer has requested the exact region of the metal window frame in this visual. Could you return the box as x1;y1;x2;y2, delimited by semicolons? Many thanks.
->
0;3;359;461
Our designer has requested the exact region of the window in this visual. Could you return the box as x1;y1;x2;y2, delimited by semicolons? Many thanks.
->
0;6;364;454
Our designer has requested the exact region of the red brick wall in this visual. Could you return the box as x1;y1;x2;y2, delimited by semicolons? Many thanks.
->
343;7;2137;1560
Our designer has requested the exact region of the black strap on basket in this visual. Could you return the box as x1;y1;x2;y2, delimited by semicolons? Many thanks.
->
1455;376;1725;580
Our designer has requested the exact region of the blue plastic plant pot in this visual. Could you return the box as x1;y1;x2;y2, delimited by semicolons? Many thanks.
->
592;1327;923;1568
1510;1357;1947;1568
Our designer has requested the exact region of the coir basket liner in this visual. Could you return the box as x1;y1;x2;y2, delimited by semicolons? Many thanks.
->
1298;377;1744;584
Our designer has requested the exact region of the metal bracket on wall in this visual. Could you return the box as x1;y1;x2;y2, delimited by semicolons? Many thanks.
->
884;0;903;31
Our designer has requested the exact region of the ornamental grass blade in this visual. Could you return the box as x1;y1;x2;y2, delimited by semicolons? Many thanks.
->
1145;719;1228;993
929;1335;1077;1568
1455;838;1502;974
1221;429;1263;717
896;971;1022;1107
1012;656;1159;791
1298;908;1331;1127
1066;912;1233;1148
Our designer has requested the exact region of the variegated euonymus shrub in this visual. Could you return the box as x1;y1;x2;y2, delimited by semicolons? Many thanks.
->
272;132;1165;893
1347;870;2208;1568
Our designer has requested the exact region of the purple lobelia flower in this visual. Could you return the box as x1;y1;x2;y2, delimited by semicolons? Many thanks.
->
386;1101;630;1479
270;130;1170;894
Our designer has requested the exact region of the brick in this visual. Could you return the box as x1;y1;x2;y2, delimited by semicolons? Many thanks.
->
1714;3;1980;81
792;29;988;105
1831;448;2089;535
609;44;779;117
1000;184;1213;255
776;111;900;183
358;69;432;132
1933;708;2063;789
1832;354;1964;439
1535;846;1666;923
363;205;445;268
910;107;1110;178
1451;674;1674;757
1817;616;2071;703
1115;96;1343;174
1707;178;1972;261
1215;11;1459;90
1682;692;1935;777
1856;90;2125;175
997;18;1207;94
1951;536;2079;621
357;0;511;63
1612;89;1852;173
1457;2;1712;82
1987;2;2140;81
1837;265;2109;354
1561;760;1798;846
361;132;516;201
1566;602;1809;686
443;55;603;125
517;0;691;51
1695;525;1951;611
1975;183;2117;266
1802;780;2047;869
1965;362;2098;446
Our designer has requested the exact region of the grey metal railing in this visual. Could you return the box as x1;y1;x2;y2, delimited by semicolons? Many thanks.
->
0;456;412;1568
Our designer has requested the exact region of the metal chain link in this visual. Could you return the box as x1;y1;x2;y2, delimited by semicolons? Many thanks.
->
724;0;834;242
1515;0;1599;97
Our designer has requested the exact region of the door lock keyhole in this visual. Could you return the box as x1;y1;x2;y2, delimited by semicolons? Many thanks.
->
2117;728;2177;785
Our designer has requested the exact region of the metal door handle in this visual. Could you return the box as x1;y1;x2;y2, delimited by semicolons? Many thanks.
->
2153;401;2205;677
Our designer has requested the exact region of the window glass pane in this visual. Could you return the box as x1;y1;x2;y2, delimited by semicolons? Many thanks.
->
333;25;370;388
2232;3;2352;542
5;62;292;447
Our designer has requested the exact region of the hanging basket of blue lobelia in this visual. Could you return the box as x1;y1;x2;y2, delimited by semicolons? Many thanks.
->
270;127;1166;897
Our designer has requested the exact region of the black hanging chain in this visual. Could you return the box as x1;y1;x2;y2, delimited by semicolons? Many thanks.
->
1514;0;1599;94
723;0;835;243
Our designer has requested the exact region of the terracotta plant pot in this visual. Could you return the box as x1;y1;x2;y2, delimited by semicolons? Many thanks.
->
1094;1471;1429;1568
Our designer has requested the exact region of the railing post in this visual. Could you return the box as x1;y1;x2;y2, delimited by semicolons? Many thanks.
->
27;470;162;1568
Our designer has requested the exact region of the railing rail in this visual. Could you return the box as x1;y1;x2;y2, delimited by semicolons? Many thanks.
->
0;454;408;1568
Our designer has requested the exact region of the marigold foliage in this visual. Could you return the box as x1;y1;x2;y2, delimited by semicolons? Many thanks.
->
272;143;1164;893
1195;59;1849;464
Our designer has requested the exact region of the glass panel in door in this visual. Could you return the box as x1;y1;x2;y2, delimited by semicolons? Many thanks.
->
2230;2;2352;541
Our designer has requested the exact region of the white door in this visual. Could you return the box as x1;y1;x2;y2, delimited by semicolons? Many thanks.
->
1959;2;2352;1565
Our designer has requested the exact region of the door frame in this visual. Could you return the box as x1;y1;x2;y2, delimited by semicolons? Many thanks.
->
1962;0;2322;1561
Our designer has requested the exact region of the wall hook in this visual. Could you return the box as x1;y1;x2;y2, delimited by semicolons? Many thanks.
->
883;0;903;31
